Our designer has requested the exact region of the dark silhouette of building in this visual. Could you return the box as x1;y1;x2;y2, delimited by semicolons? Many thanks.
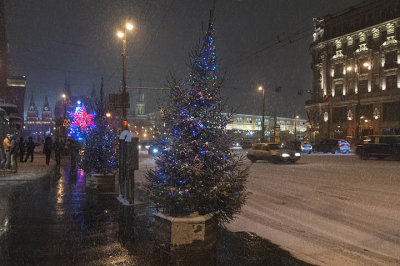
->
0;0;7;93
0;0;25;124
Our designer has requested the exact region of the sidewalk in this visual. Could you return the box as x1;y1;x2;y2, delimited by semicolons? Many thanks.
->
0;154;57;189
0;154;59;239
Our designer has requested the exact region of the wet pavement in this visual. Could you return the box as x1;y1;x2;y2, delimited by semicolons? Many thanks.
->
0;164;310;266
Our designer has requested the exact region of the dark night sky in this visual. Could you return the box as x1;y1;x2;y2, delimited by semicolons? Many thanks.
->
4;0;362;118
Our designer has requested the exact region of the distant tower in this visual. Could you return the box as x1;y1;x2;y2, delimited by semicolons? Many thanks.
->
64;79;71;98
26;95;39;121
135;89;145;116
41;96;52;121
90;83;96;98
0;0;8;96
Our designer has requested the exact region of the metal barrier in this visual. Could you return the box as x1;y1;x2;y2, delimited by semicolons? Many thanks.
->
118;130;139;205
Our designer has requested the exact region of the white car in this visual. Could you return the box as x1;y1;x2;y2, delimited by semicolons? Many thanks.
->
247;143;301;164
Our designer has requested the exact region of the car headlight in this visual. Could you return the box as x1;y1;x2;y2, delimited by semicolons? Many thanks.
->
138;145;142;149
295;152;301;157
153;148;158;154
281;153;290;158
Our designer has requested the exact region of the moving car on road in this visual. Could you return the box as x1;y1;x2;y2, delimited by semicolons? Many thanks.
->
312;139;351;154
247;143;300;163
148;143;163;156
138;140;156;152
356;135;400;160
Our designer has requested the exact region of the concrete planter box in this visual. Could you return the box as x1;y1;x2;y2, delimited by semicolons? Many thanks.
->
91;173;116;192
154;212;217;262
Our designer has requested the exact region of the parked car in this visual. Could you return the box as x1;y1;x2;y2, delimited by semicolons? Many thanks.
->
231;141;242;149
284;140;312;154
240;139;255;149
312;139;351;154
247;143;300;163
356;135;400;160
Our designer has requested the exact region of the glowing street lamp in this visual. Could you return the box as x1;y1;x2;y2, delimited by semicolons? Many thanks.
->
117;31;124;38
116;21;135;127
105;112;111;118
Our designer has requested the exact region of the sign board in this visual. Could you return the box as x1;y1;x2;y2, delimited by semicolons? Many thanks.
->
109;92;130;109
63;119;71;127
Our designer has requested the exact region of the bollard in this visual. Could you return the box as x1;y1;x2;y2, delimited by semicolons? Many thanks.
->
124;134;138;204
118;130;138;205
119;130;129;199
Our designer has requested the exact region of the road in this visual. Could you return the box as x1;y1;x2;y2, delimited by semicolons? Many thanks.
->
135;151;400;265
225;152;400;266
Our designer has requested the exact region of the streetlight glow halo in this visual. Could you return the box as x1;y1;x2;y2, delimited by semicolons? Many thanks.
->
117;31;124;38
126;23;134;31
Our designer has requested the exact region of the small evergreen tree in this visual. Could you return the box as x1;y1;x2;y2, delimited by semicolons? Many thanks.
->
80;78;118;175
147;10;248;224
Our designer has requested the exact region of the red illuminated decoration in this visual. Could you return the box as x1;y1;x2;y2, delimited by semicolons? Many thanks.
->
70;106;95;131
68;103;96;141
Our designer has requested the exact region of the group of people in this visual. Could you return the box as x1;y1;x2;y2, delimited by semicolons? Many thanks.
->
1;134;66;171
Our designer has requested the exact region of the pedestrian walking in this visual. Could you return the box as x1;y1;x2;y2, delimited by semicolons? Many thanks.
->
10;135;18;173
43;136;53;165
54;138;63;166
3;134;11;169
24;137;36;162
19;137;25;162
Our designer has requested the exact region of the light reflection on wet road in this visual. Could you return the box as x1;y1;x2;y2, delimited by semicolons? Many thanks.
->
0;163;310;266
0;166;141;265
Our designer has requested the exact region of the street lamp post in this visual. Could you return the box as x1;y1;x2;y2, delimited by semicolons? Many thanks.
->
117;22;134;127
294;115;299;141
62;93;67;120
353;60;370;143
258;86;266;142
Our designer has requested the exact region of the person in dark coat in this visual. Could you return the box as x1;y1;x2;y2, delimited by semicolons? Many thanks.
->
54;138;63;166
18;137;25;162
24;137;36;162
43;136;53;165
69;140;79;176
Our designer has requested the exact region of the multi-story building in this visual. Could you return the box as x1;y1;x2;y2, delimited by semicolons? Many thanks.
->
0;1;26;125
24;96;55;138
226;113;307;142
306;0;400;143
131;112;307;143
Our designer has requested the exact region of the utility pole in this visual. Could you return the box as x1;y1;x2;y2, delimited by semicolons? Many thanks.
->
258;86;266;142
116;22;134;129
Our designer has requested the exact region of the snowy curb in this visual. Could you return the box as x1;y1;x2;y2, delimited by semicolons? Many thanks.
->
117;194;132;206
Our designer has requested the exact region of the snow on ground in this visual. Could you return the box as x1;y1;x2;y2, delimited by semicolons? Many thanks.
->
137;151;400;266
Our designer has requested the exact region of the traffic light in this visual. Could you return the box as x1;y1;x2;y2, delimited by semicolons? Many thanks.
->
122;121;128;129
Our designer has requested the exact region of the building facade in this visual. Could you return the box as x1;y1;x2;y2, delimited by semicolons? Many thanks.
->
24;96;55;138
226;113;307;142
138;111;308;143
306;0;400;143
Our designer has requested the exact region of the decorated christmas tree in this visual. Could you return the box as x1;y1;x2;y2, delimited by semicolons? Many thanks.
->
147;10;248;223
68;103;95;142
80;79;118;175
